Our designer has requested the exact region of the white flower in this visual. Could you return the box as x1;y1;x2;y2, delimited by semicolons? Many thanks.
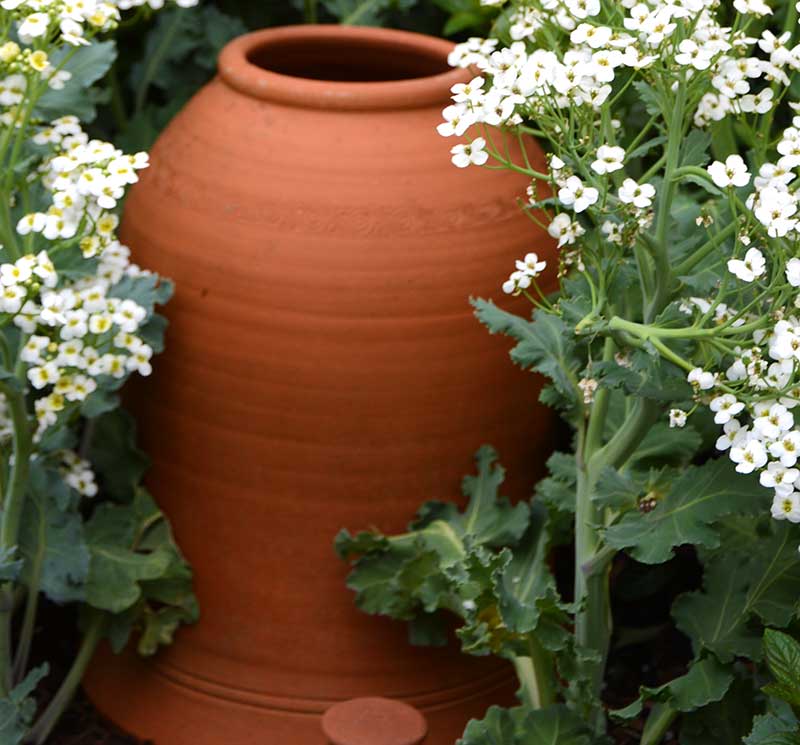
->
716;419;745;451
618;178;655;209
558;176;599;213
451;76;485;105
669;408;687;428
688;367;716;390
708;155;751;189
739;88;775;115
754;403;794;439
112;299;146;333
18;13;50;43
547;213;585;247
761;462;799;496
709;394;745;424
437;104;474;137
733;0;772;15
770;430;800;466
450;138;489;168
786;258;800;287
727;247;766;282
515;253;547;278
502;270;531;295
675;40;714;70
730;438;768;474
28;362;60;390
753;186;798;237
16;213;46;236
591;145;625;175
0;261;31;287
771;492;800;522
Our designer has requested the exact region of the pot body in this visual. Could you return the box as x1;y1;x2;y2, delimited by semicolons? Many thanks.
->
85;26;557;745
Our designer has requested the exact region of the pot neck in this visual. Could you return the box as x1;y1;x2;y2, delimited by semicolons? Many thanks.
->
217;25;469;112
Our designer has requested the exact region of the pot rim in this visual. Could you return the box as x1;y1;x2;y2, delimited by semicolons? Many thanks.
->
217;25;470;111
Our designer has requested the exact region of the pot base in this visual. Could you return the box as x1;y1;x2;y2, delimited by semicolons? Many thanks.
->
85;647;516;745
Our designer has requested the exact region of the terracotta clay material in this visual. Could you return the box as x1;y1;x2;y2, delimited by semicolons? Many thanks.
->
84;25;558;745
322;697;427;745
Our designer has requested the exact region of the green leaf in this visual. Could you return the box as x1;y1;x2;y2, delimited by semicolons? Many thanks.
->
87;408;149;502
680;130;713;168
594;349;691;404
628;424;702;467
627;135;668;161
611;657;733;720
322;0;396;24
86;490;177;613
673;520;800;663
19;478;89;603
682;174;724;197
445;445;530;547
604;459;762;564
88;490;197;653
745;702;800;745
680;676;759;745
0;665;48;745
457;705;593;745
633;80;662;117
536;451;576;515
36;42;117;122
80;387;120;419
472;300;579;407
493;504;568;650
0;548;22;583
137;313;169;354
109;274;173;315
592;466;643;511
764;629;800;703
339;447;532;639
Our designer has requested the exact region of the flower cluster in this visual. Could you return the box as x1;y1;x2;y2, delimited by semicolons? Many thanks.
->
0;245;152;438
0;0;197;49
58;448;98;497
439;0;800;533
19;116;148;256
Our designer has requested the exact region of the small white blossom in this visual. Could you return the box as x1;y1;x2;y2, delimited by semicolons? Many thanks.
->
727;247;766;282
590;145;625;175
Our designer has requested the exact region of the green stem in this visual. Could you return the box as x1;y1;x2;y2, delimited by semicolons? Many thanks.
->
512;636;555;710
641;703;678;745
646;78;687;322
12;586;38;686
304;0;318;22
0;381;31;695
608;317;714;339
28;613;106;745
589;398;659;475
574;460;611;733
341;0;380;24
107;63;129;132
673;222;737;276
134;9;184;116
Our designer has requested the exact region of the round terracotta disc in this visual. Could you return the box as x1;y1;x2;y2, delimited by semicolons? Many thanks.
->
322;697;428;745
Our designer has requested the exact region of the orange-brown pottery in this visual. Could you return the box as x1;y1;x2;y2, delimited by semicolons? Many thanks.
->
85;25;558;745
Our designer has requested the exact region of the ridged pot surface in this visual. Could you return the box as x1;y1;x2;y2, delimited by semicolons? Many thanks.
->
85;25;557;745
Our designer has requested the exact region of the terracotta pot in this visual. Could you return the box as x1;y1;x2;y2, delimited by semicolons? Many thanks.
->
84;25;557;745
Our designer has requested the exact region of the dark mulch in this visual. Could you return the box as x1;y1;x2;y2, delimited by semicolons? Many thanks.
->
29;603;144;745
49;690;144;745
